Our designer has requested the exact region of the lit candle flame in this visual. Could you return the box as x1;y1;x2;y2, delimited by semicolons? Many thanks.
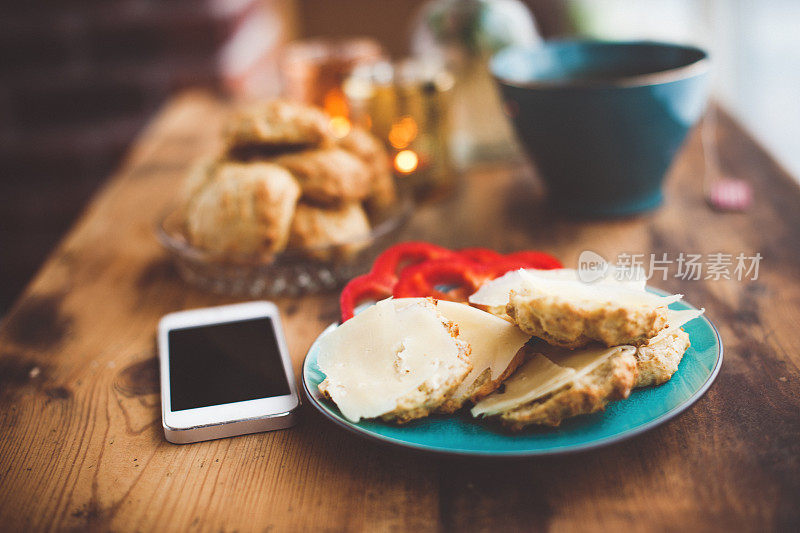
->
388;116;418;149
324;88;351;138
394;150;419;174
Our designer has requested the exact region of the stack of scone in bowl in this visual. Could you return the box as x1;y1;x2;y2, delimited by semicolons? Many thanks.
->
161;101;407;295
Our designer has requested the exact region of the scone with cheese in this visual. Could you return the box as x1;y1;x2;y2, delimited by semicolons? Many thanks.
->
634;308;702;387
470;267;646;319
224;100;333;156
317;298;472;424
338;127;397;214
472;344;637;430
185;161;301;255
472;268;680;348
423;300;530;412
287;201;371;261
274;148;372;206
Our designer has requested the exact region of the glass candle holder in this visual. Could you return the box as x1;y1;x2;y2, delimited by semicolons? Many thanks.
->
344;59;456;200
411;0;541;165
280;38;385;138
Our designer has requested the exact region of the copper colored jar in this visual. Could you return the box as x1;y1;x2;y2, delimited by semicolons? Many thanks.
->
280;38;385;136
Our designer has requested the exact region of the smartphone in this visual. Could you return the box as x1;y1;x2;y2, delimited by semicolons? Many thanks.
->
157;301;300;444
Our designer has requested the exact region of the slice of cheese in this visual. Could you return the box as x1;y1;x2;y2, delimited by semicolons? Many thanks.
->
664;308;704;331
421;299;530;400
471;354;575;417
317;298;464;422
468;269;535;310
469;267;651;311
471;345;636;417
518;272;682;309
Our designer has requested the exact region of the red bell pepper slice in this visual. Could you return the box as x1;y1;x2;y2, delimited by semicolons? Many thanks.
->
457;247;505;264
393;259;490;301
339;243;563;321
370;242;455;280
339;272;395;322
503;250;562;270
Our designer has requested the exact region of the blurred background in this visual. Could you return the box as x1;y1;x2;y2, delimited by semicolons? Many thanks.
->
1;0;799;314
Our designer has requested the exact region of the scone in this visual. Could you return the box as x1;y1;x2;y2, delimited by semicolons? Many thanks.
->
472;344;637;430
635;328;690;388
316;298;472;424
427;300;530;413
224;100;333;157
470;267;647;320
634;308;702;387
338;127;397;214
185;161;301;255
274;147;372;206
181;157;217;204
287;202;371;261
495;270;681;348
507;289;672;348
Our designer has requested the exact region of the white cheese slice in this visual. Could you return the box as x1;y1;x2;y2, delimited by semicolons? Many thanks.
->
471;354;574;417
471;345;636;417
469;267;650;311
468;269;535;309
421;299;530;400
516;271;682;309
317;298;463;422
641;308;704;348
664;308;704;331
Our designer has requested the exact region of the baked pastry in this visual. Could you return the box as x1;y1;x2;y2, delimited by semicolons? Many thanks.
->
634;328;690;388
317;298;472;424
338;127;397;214
428;300;530;413
287;201;371;261
180;101;399;260
181;157;217;204
507;288;672;349
472;344;637;430
470;267;647;320
634;308;701;387
224;100;333;157
185;161;301;255
474;269;681;348
274;148;373;206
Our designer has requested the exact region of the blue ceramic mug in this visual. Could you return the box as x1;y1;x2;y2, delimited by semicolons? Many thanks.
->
491;40;710;216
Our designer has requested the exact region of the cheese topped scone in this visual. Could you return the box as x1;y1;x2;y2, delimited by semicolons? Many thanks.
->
471;269;681;348
415;300;531;412
472;344;637;430
317;298;471;424
469;267;647;318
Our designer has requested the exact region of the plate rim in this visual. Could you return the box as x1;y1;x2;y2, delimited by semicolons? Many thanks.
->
300;293;724;458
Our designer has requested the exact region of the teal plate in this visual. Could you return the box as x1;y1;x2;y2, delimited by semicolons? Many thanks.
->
301;291;722;457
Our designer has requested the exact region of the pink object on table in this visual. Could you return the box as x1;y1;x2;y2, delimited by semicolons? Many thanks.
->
707;178;753;211
701;107;753;212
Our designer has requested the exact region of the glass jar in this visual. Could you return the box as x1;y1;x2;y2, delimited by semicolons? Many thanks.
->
411;0;541;165
345;59;457;201
280;38;385;138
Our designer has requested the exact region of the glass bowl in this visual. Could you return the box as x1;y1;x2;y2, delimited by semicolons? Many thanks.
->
157;195;413;297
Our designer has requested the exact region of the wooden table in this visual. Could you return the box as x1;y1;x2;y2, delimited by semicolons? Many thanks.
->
1;92;798;532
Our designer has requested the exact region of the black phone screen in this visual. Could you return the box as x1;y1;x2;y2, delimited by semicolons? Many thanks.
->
168;317;291;412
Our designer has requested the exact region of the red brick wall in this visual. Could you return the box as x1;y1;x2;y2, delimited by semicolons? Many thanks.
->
0;0;247;312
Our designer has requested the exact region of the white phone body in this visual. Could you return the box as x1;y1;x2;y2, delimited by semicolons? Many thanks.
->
158;301;300;444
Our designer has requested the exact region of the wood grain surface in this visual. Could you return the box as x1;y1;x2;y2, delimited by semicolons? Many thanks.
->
0;92;798;532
